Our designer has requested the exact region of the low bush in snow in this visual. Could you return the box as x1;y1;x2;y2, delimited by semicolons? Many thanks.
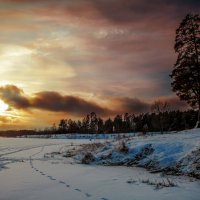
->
81;152;95;164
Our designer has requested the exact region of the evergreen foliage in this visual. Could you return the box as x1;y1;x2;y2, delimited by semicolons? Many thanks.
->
55;110;197;134
170;14;200;127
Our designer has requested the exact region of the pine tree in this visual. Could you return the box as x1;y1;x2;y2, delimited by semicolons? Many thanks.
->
90;112;98;133
97;117;104;133
58;119;67;133
113;115;123;133
170;14;200;128
151;100;170;133
104;118;113;133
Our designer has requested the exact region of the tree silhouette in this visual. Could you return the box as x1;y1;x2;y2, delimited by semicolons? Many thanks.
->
151;100;170;133
58;119;67;132
170;14;200;128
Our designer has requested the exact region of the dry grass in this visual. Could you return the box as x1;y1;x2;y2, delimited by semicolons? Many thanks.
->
127;177;177;190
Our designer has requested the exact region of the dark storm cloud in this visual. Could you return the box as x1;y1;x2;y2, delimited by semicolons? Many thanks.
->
5;0;199;23
91;0;200;23
0;85;30;109
111;97;151;114
0;84;189;120
0;85;111;116
31;91;111;116
110;96;189;115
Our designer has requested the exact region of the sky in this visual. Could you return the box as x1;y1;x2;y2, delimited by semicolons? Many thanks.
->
0;0;199;130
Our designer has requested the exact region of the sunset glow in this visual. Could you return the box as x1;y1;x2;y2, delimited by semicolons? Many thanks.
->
0;0;198;129
0;100;8;114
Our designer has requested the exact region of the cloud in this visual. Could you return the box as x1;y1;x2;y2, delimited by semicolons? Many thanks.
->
91;0;200;24
0;85;111;116
0;85;30;109
5;0;199;21
158;96;189;111
0;116;10;123
31;91;111;116
108;97;151;114
107;96;188;115
0;115;23;130
0;84;189;129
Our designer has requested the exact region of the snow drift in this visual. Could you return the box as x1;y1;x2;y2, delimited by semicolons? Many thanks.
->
73;129;200;178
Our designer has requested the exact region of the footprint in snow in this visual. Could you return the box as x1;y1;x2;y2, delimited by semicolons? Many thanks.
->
85;193;92;197
65;184;70;188
75;188;82;192
59;181;66;184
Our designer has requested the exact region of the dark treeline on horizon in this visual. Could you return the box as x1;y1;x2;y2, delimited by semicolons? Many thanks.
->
56;110;197;134
1;109;197;137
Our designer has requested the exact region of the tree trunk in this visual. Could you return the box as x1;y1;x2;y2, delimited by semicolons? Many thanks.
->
192;20;200;129
195;106;200;128
195;110;200;128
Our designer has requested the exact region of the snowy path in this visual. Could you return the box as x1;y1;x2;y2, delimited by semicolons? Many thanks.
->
0;137;200;200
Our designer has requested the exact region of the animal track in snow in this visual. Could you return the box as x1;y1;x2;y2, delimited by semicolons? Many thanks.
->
29;146;109;200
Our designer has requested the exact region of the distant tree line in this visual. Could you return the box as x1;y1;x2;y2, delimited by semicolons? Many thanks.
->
56;109;198;134
0;109;198;137
0;130;37;137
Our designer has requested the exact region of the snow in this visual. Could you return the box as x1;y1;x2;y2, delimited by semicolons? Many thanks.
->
19;133;136;140
0;129;200;200
74;129;200;177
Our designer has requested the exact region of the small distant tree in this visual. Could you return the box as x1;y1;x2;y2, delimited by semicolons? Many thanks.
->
77;120;82;131
82;114;90;133
142;124;149;135
123;113;132;132
58;119;67;133
90;112;98;133
104;118;113;133
67;119;78;133
152;100;170;133
152;100;170;113
170;14;200;128
113;115;123;132
97;117;104;133
129;114;136;132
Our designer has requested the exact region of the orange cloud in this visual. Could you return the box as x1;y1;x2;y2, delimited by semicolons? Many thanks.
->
0;85;30;109
0;85;188;118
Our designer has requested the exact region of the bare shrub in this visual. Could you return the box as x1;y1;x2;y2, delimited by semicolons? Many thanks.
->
81;152;95;164
140;178;177;190
117;141;129;153
127;177;177;190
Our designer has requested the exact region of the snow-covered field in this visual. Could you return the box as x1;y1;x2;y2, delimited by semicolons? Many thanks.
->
0;130;200;200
